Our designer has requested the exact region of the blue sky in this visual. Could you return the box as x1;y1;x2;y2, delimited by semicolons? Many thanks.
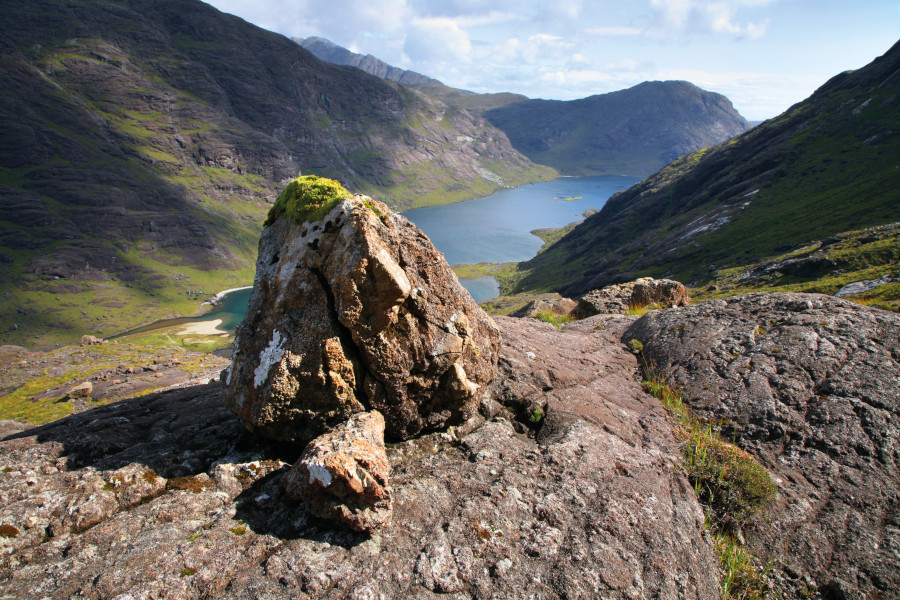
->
205;0;899;120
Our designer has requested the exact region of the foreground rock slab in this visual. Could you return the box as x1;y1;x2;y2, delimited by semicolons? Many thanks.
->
0;317;719;599
225;194;500;443
283;411;391;533
627;292;900;599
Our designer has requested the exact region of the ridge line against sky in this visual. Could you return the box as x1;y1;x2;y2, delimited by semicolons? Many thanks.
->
205;0;899;121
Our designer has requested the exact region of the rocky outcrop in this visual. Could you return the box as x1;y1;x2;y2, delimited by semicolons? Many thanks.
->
573;282;637;317
283;411;391;533
573;277;690;319
509;297;576;319
626;292;900;598
224;193;500;443
630;278;690;308
0;315;722;599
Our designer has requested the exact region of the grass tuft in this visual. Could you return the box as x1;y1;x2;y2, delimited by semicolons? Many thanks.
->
535;310;574;329
714;530;773;600
637;357;776;600
626;302;662;316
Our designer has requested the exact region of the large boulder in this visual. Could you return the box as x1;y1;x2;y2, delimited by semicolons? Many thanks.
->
629;277;690;308
626;292;900;598
224;178;500;442
509;296;576;319
572;282;636;317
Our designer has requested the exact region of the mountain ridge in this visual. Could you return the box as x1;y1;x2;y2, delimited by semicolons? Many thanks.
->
485;80;750;177
295;36;439;87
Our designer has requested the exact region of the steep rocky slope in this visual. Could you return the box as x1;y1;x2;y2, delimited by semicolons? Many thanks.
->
516;39;900;297
485;81;749;176
0;0;553;348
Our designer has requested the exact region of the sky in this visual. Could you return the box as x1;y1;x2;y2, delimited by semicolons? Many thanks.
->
205;0;900;121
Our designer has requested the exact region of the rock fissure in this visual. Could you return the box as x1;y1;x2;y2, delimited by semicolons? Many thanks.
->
310;266;370;411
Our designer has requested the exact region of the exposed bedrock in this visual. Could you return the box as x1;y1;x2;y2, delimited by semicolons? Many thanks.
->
626;292;900;598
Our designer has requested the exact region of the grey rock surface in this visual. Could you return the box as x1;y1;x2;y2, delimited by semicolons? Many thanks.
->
224;196;500;443
626;292;900;598
0;316;720;599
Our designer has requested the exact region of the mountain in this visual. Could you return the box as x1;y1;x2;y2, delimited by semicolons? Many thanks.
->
514;40;900;298
0;0;554;349
295;36;438;86
295;36;528;113
485;81;750;177
296;38;751;176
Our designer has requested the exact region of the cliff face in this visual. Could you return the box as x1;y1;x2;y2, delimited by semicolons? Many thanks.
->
485;80;750;177
0;0;553;347
516;39;900;297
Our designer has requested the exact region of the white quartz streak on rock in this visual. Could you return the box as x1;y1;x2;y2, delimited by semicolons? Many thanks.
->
305;461;333;487
253;330;285;388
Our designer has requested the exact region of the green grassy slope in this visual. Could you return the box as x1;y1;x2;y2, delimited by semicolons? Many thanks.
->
514;39;900;298
0;0;554;348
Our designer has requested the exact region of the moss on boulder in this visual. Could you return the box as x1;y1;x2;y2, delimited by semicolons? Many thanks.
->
265;176;351;226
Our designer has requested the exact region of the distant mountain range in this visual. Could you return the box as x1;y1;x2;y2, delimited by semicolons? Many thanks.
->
0;4;757;348
0;0;553;347
297;37;750;177
515;39;900;298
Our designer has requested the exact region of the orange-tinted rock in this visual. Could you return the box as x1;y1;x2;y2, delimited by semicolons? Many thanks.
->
283;411;391;533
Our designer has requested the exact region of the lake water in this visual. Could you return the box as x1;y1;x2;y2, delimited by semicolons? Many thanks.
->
403;175;636;266
403;175;637;300
110;287;253;339
114;176;636;336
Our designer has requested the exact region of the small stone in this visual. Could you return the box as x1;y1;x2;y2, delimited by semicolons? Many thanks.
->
283;411;391;533
65;381;92;400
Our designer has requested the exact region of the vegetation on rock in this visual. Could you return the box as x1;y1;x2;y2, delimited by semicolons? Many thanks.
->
638;360;776;600
265;176;351;226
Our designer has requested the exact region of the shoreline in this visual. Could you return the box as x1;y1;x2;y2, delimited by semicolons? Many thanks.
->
206;285;253;305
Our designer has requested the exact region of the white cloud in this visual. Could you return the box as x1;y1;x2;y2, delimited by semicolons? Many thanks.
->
586;26;644;37
649;0;772;40
404;17;473;65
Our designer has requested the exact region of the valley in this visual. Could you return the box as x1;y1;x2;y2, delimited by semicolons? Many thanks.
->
1;2;899;598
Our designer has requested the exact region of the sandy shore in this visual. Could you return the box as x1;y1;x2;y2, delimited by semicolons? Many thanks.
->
207;285;253;304
178;319;227;336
